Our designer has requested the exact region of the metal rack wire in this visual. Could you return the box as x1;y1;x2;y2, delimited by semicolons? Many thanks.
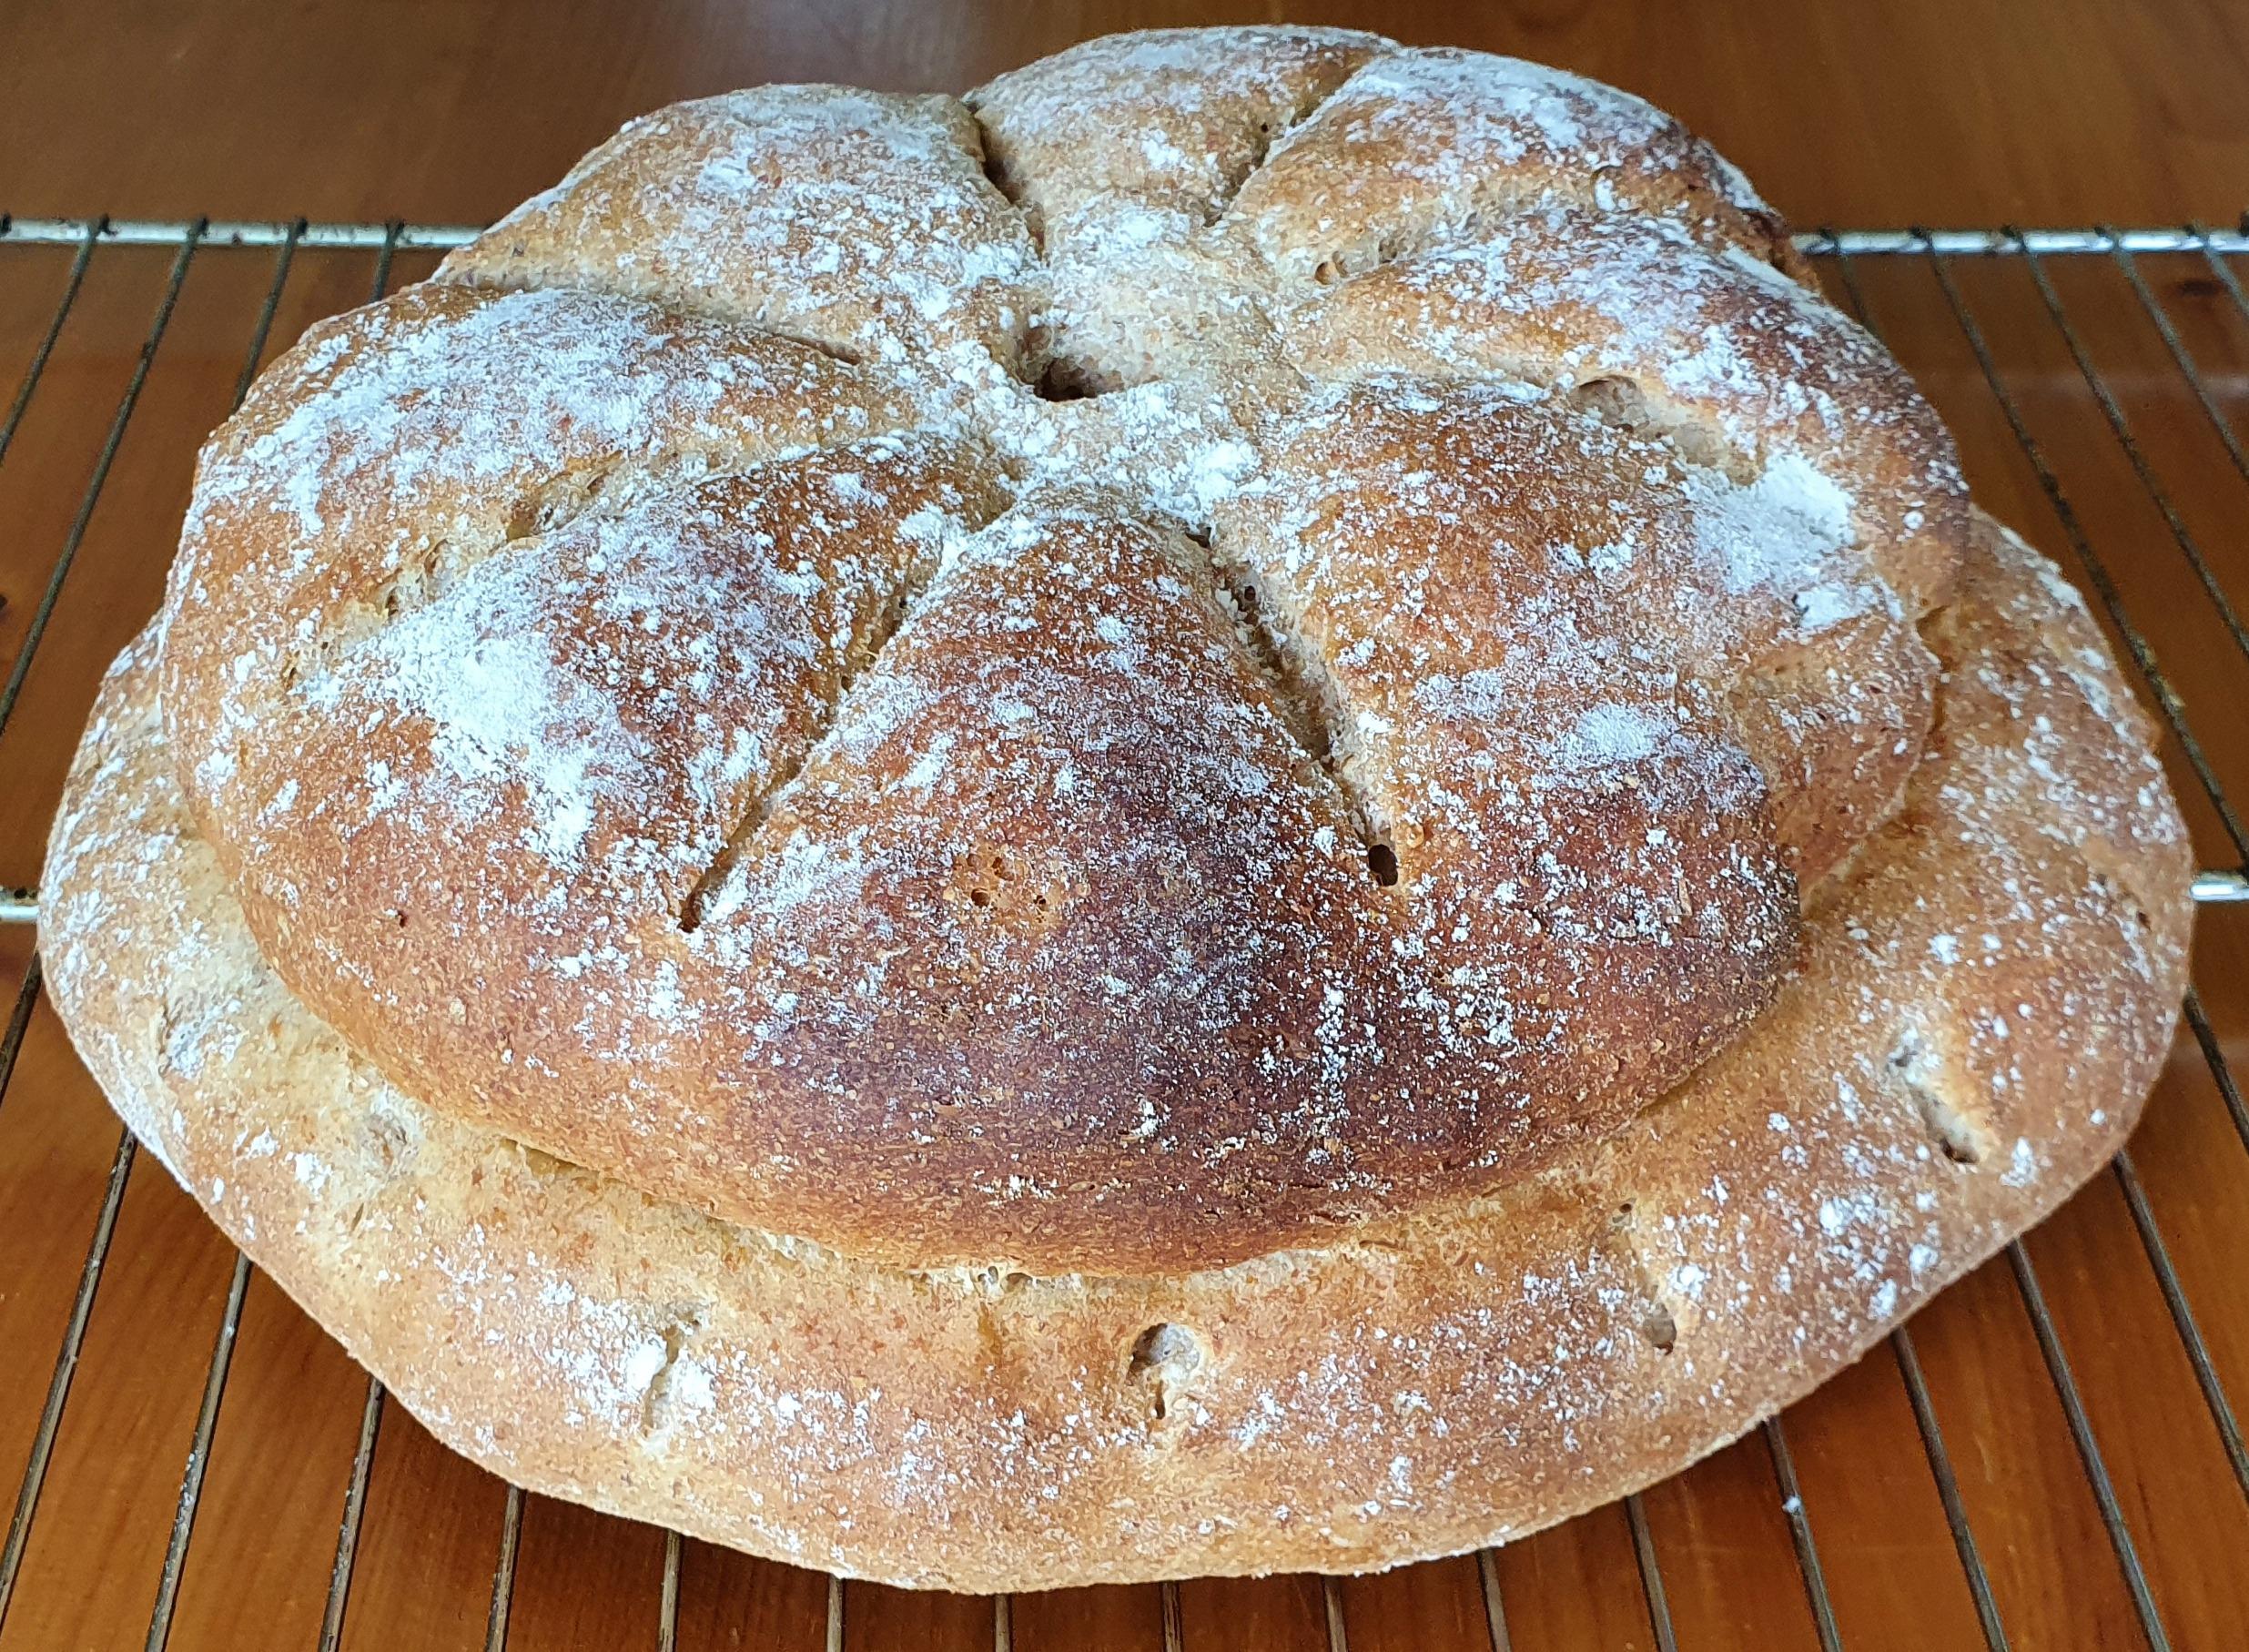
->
0;215;2245;1651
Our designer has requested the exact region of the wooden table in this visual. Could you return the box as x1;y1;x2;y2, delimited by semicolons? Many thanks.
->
3;4;2247;1648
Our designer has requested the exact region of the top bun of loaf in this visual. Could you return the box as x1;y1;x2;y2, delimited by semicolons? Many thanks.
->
156;27;1967;1275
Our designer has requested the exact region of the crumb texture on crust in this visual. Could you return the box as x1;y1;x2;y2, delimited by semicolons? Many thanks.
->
160;29;1979;1273
43;512;2192;1590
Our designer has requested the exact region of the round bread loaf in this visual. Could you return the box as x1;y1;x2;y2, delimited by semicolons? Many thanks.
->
45;512;2191;1588
41;26;2193;1587
158;26;1973;1274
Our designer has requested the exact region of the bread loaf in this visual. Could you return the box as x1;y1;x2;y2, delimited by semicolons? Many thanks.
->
159;27;1970;1274
43;26;2191;1588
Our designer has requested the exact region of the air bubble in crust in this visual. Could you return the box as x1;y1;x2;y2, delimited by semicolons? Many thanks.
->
1128;1322;1207;1423
1641;1301;1679;1354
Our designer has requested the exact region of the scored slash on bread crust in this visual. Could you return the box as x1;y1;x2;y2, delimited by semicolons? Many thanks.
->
42;513;2191;1589
148;26;2001;1274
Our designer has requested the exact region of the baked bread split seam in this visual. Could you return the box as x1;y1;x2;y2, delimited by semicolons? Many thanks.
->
40;25;2193;1590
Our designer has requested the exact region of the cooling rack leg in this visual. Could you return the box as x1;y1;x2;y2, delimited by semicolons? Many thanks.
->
0;1129;137;1636
656;1525;682;1652
0;954;42;1123
483;1482;523;1652
1914;233;2249;861
1474;1547;1512;1652
316;1375;386;1652
2013;236;2249;664
1623;1494;1678;1652
2110;1151;2249;1501
1889;1328;2011;1650
1760;1417;1843;1650
142;1250;253;1652
0;221;204;744
0;219;97;471
2004;1243;2170;1650
1322;1575;1349;1652
2183;991;2249;1156
2110;243;2249;492
2193;230;2249;330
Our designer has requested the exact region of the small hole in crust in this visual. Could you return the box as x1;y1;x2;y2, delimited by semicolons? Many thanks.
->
1931;1132;1977;1166
1128;1322;1207;1423
1567;374;1653;430
967;1264;1033;1299
1613;1201;1680;1354
505;465;616;542
1889;1029;1989;1166
1566;375;1735;473
953;845;1075;934
1365;842;1400;887
1312;258;1342;287
515;1142;576;1178
1033;358;1130;402
1641;1301;1678;1354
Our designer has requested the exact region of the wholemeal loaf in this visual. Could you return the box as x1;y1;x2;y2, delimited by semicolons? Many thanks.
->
158;28;1967;1275
44;25;2191;1588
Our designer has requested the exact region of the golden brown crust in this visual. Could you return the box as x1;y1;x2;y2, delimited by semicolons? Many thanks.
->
42;513;2192;1590
157;33;1978;1274
969;25;1390;249
1214;380;1808;1150
433;85;1044;378
1216;374;1940;901
1221;46;1806;285
1270;205;1965;615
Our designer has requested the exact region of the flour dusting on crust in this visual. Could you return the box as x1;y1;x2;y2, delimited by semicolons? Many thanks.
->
146;30;2059;1285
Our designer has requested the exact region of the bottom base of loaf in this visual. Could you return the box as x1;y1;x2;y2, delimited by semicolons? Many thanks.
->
39;512;2191;1591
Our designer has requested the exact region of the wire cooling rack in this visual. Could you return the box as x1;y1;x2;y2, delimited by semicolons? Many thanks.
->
0;216;2246;1651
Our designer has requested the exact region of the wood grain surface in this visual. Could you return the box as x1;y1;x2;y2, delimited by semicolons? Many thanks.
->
3;3;2248;1648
